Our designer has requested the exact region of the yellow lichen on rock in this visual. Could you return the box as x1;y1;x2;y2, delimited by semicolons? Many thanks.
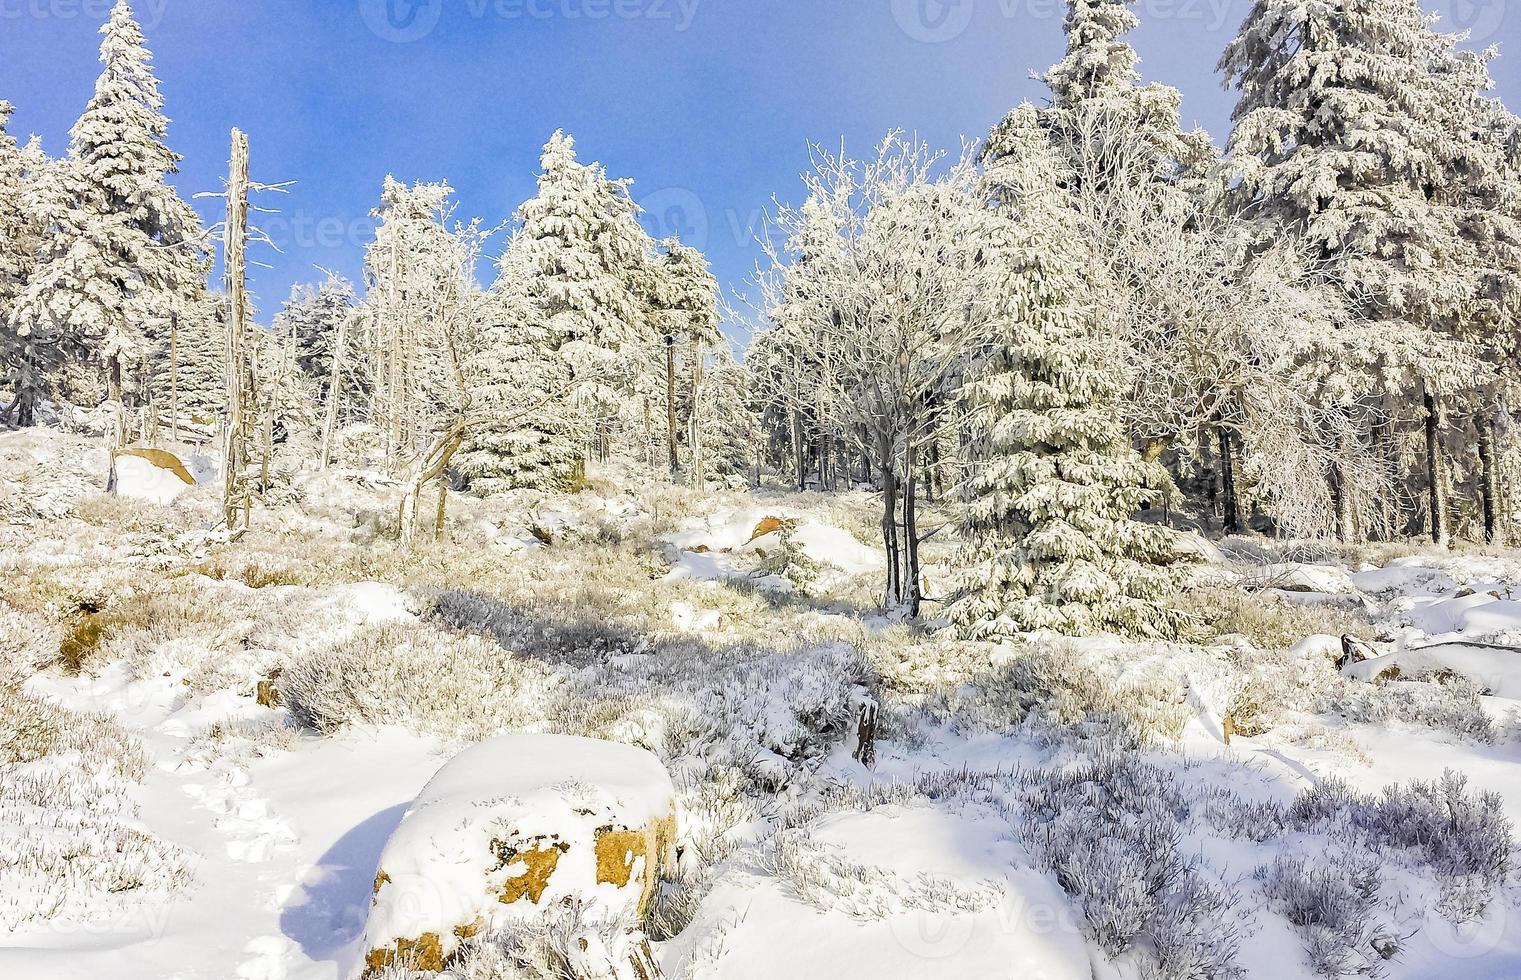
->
114;447;195;486
495;837;568;905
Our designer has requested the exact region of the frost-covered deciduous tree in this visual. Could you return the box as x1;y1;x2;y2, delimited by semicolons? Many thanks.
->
455;234;580;493
950;107;1188;640
759;134;988;615
10;0;207;411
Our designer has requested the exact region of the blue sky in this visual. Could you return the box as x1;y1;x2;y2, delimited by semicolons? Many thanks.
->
2;0;1515;339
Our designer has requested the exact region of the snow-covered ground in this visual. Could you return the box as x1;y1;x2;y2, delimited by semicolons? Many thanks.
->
3;426;1520;980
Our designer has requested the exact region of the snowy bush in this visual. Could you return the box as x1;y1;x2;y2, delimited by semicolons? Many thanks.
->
763;824;1003;921
1259;851;1395;978
1178;585;1367;650
281;622;564;740
902;638;1193;741
1329;677;1495;742
0;684;190;929
434;589;646;665
367;901;655;980
1014;754;1242;977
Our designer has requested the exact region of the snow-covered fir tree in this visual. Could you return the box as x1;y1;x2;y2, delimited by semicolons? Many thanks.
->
693;343;756;484
0;102;52;426
362;176;477;456
144;290;225;425
1042;0;1214;183
10;0;207;406
275;276;357;382
1220;0;1505;543
650;237;720;479
951;106;1188;640
514;131;658;459
455;234;580;493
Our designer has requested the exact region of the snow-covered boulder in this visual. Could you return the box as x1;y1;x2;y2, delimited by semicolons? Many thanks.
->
1239;562;1357;595
1345;642;1521;698
359;734;676;976
113;447;196;504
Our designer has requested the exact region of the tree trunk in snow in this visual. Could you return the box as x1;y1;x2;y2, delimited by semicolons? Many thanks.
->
903;441;922;618
665;336;678;479
319;310;351;471
1477;413;1499;545
1217;425;1241;535
879;430;900;608
220;129;256;533
1424;391;1449;547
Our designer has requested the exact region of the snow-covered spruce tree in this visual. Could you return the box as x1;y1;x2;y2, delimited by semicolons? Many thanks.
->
1219;0;1496;543
694;342;756;484
10;0;207;410
362;176;478;458
275;275;357;381
950;106;1188;641
158;291;225;424
514;131;659;462
455;234;580;493
0;102;53;426
1460;108;1521;543
650;237;720;481
1042;0;1214;186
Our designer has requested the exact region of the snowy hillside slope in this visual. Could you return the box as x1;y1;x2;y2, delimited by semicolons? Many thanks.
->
1;426;1519;980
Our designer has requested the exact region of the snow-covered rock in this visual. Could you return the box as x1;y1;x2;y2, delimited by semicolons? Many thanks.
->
113;447;196;504
359;733;676;976
1346;642;1521;698
1239;562;1357;595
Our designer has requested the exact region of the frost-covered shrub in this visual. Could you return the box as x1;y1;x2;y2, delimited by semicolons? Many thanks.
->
1284;773;1512;921
0;603;59;681
281;622;565;740
753;525;823;596
435;590;645;664
0;684;190;929
373;900;655;980
1371;772;1511;918
1330;677;1494;742
905;639;1192;741
1259;852;1394;978
1180;585;1366;649
1014;755;1242;977
763;824;1003;921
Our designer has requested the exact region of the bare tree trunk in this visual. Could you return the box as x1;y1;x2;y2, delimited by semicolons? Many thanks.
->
879;430;901;608
665;337;678;478
1217;425;1241;535
688;336;704;489
221;129;256;533
168;314;179;442
1424;391;1449;546
1477;413;1499;545
903;439;921;618
320;311;351;470
790;410;806;491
